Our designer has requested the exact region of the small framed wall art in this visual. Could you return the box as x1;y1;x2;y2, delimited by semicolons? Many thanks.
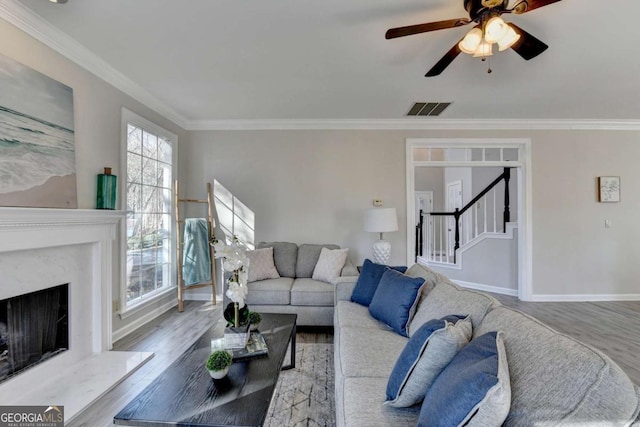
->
598;176;620;203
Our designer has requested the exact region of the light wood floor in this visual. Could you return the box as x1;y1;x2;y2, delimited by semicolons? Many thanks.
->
68;297;640;426
492;294;640;385
68;301;223;427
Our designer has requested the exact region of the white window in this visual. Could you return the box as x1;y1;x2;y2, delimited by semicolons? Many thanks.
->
121;109;177;308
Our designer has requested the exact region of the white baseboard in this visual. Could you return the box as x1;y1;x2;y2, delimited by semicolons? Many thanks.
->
530;294;640;302
453;280;518;297
112;299;177;342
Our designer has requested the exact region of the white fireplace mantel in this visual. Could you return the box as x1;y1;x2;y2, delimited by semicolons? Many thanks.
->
0;207;124;229
0;207;152;423
0;207;124;351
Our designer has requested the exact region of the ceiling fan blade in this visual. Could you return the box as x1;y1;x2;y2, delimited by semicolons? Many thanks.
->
386;18;471;39
510;0;562;14
425;40;463;77
509;23;549;60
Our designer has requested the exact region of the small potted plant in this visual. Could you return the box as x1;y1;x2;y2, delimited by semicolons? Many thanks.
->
206;350;233;379
248;311;262;331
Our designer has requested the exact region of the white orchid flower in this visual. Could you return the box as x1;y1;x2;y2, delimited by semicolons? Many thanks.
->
238;268;248;286
212;240;226;253
226;281;248;308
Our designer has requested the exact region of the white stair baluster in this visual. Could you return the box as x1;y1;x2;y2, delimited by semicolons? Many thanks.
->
493;188;497;233
445;217;449;263
483;195;487;235
430;216;435;262
439;217;443;263
474;205;478;239
465;210;469;245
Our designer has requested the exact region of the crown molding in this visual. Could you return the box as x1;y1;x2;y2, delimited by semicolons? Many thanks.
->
0;0;188;129
185;118;640;131
2;2;639;133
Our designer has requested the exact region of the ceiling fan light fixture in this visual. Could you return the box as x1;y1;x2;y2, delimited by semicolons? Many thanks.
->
484;16;509;44
473;41;493;57
497;25;521;51
384;0;558;76
458;27;483;54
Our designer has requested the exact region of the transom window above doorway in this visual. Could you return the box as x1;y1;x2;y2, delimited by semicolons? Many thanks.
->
412;147;520;163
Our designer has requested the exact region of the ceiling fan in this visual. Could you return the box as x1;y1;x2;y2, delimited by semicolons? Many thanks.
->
385;0;561;76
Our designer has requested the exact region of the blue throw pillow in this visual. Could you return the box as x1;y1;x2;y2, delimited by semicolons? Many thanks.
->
368;269;425;336
386;315;472;407
351;259;408;306
418;331;511;427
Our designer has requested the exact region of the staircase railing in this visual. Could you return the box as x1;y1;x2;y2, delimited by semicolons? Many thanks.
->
416;167;512;264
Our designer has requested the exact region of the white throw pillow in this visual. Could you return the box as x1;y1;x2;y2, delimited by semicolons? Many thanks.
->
312;247;348;284
246;247;280;282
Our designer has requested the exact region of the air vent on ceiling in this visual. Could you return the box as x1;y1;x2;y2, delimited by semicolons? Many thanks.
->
406;102;451;117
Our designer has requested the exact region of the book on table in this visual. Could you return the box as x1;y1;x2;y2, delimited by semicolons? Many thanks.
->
223;324;250;349
211;331;269;361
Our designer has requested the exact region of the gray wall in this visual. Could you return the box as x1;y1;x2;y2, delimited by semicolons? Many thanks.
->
414;167;444;211
184;128;640;299
181;130;407;266
531;131;640;297
0;19;189;337
430;230;518;293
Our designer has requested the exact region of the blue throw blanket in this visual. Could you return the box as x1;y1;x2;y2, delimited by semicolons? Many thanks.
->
182;218;211;286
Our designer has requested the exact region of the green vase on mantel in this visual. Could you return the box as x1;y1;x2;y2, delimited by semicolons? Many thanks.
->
96;167;117;210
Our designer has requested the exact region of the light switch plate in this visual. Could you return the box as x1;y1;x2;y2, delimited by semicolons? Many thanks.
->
373;199;383;207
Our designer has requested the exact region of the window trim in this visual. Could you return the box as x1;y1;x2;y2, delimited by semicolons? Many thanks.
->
119;108;178;315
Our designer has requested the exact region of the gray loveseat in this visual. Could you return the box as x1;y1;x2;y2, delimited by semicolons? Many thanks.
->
246;242;358;326
334;263;640;426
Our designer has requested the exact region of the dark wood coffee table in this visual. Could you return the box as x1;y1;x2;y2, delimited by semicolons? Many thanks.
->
114;313;297;427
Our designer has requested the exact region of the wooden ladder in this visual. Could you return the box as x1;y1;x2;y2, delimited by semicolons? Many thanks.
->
174;181;217;312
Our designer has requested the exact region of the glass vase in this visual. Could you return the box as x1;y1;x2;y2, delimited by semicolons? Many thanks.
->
96;167;117;209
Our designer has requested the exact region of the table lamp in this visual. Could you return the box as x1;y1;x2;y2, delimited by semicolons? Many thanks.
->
364;207;398;265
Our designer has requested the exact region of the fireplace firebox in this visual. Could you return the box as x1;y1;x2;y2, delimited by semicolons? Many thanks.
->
0;283;69;384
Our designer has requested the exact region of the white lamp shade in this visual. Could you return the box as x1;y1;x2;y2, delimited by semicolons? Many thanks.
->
458;27;483;54
364;208;398;233
497;25;521;51
484;16;508;44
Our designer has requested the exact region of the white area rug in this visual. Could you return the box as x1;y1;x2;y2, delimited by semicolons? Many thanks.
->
265;342;335;426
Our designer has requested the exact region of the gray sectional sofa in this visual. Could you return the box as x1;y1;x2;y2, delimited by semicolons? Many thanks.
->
334;262;640;426
246;242;358;326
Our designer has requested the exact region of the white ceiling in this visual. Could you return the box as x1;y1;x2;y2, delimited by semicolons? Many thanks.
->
14;0;640;124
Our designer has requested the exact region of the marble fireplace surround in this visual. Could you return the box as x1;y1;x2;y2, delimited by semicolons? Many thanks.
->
0;208;152;423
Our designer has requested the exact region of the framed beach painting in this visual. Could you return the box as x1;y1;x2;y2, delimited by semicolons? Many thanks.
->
0;53;77;208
